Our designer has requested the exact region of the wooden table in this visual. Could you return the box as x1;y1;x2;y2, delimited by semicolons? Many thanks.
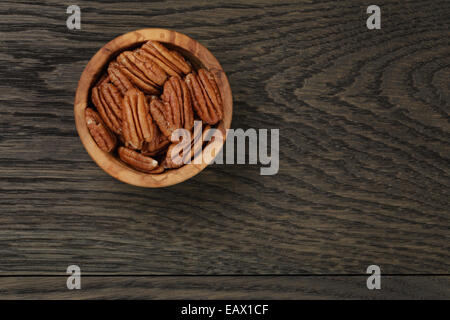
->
0;0;449;299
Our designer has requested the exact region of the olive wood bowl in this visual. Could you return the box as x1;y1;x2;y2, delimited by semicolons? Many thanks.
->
74;28;232;187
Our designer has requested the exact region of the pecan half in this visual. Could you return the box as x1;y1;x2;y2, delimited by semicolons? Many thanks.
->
107;62;134;94
91;83;122;135
118;146;158;173
162;76;194;131
139;41;191;76
122;88;156;150
148;96;178;141
85;108;117;152
117;51;167;92
185;69;223;125
108;62;156;96
148;76;194;142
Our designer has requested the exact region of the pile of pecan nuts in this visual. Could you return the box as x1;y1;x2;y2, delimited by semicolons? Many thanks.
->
85;40;223;174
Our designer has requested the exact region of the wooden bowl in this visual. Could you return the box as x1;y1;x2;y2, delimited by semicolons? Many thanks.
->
74;29;232;187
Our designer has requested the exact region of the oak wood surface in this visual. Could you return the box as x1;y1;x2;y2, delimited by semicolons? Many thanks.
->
0;0;449;298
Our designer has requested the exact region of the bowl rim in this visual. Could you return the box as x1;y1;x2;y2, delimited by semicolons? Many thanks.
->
74;28;233;187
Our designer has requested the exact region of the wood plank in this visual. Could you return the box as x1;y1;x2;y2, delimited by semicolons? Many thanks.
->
1;276;449;299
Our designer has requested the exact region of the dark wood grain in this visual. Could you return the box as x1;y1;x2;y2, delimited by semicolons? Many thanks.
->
0;0;449;298
1;276;449;299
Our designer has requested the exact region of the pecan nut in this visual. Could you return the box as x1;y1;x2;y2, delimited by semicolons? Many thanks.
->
118;146;159;173
122;88;156;150
91;83;123;135
148;96;178;141
108;61;157;96
185;69;223;125
85;108;117;152
116;51;167;93
107;62;134;94
139;40;191;76
161;76;194;132
149;76;194;142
